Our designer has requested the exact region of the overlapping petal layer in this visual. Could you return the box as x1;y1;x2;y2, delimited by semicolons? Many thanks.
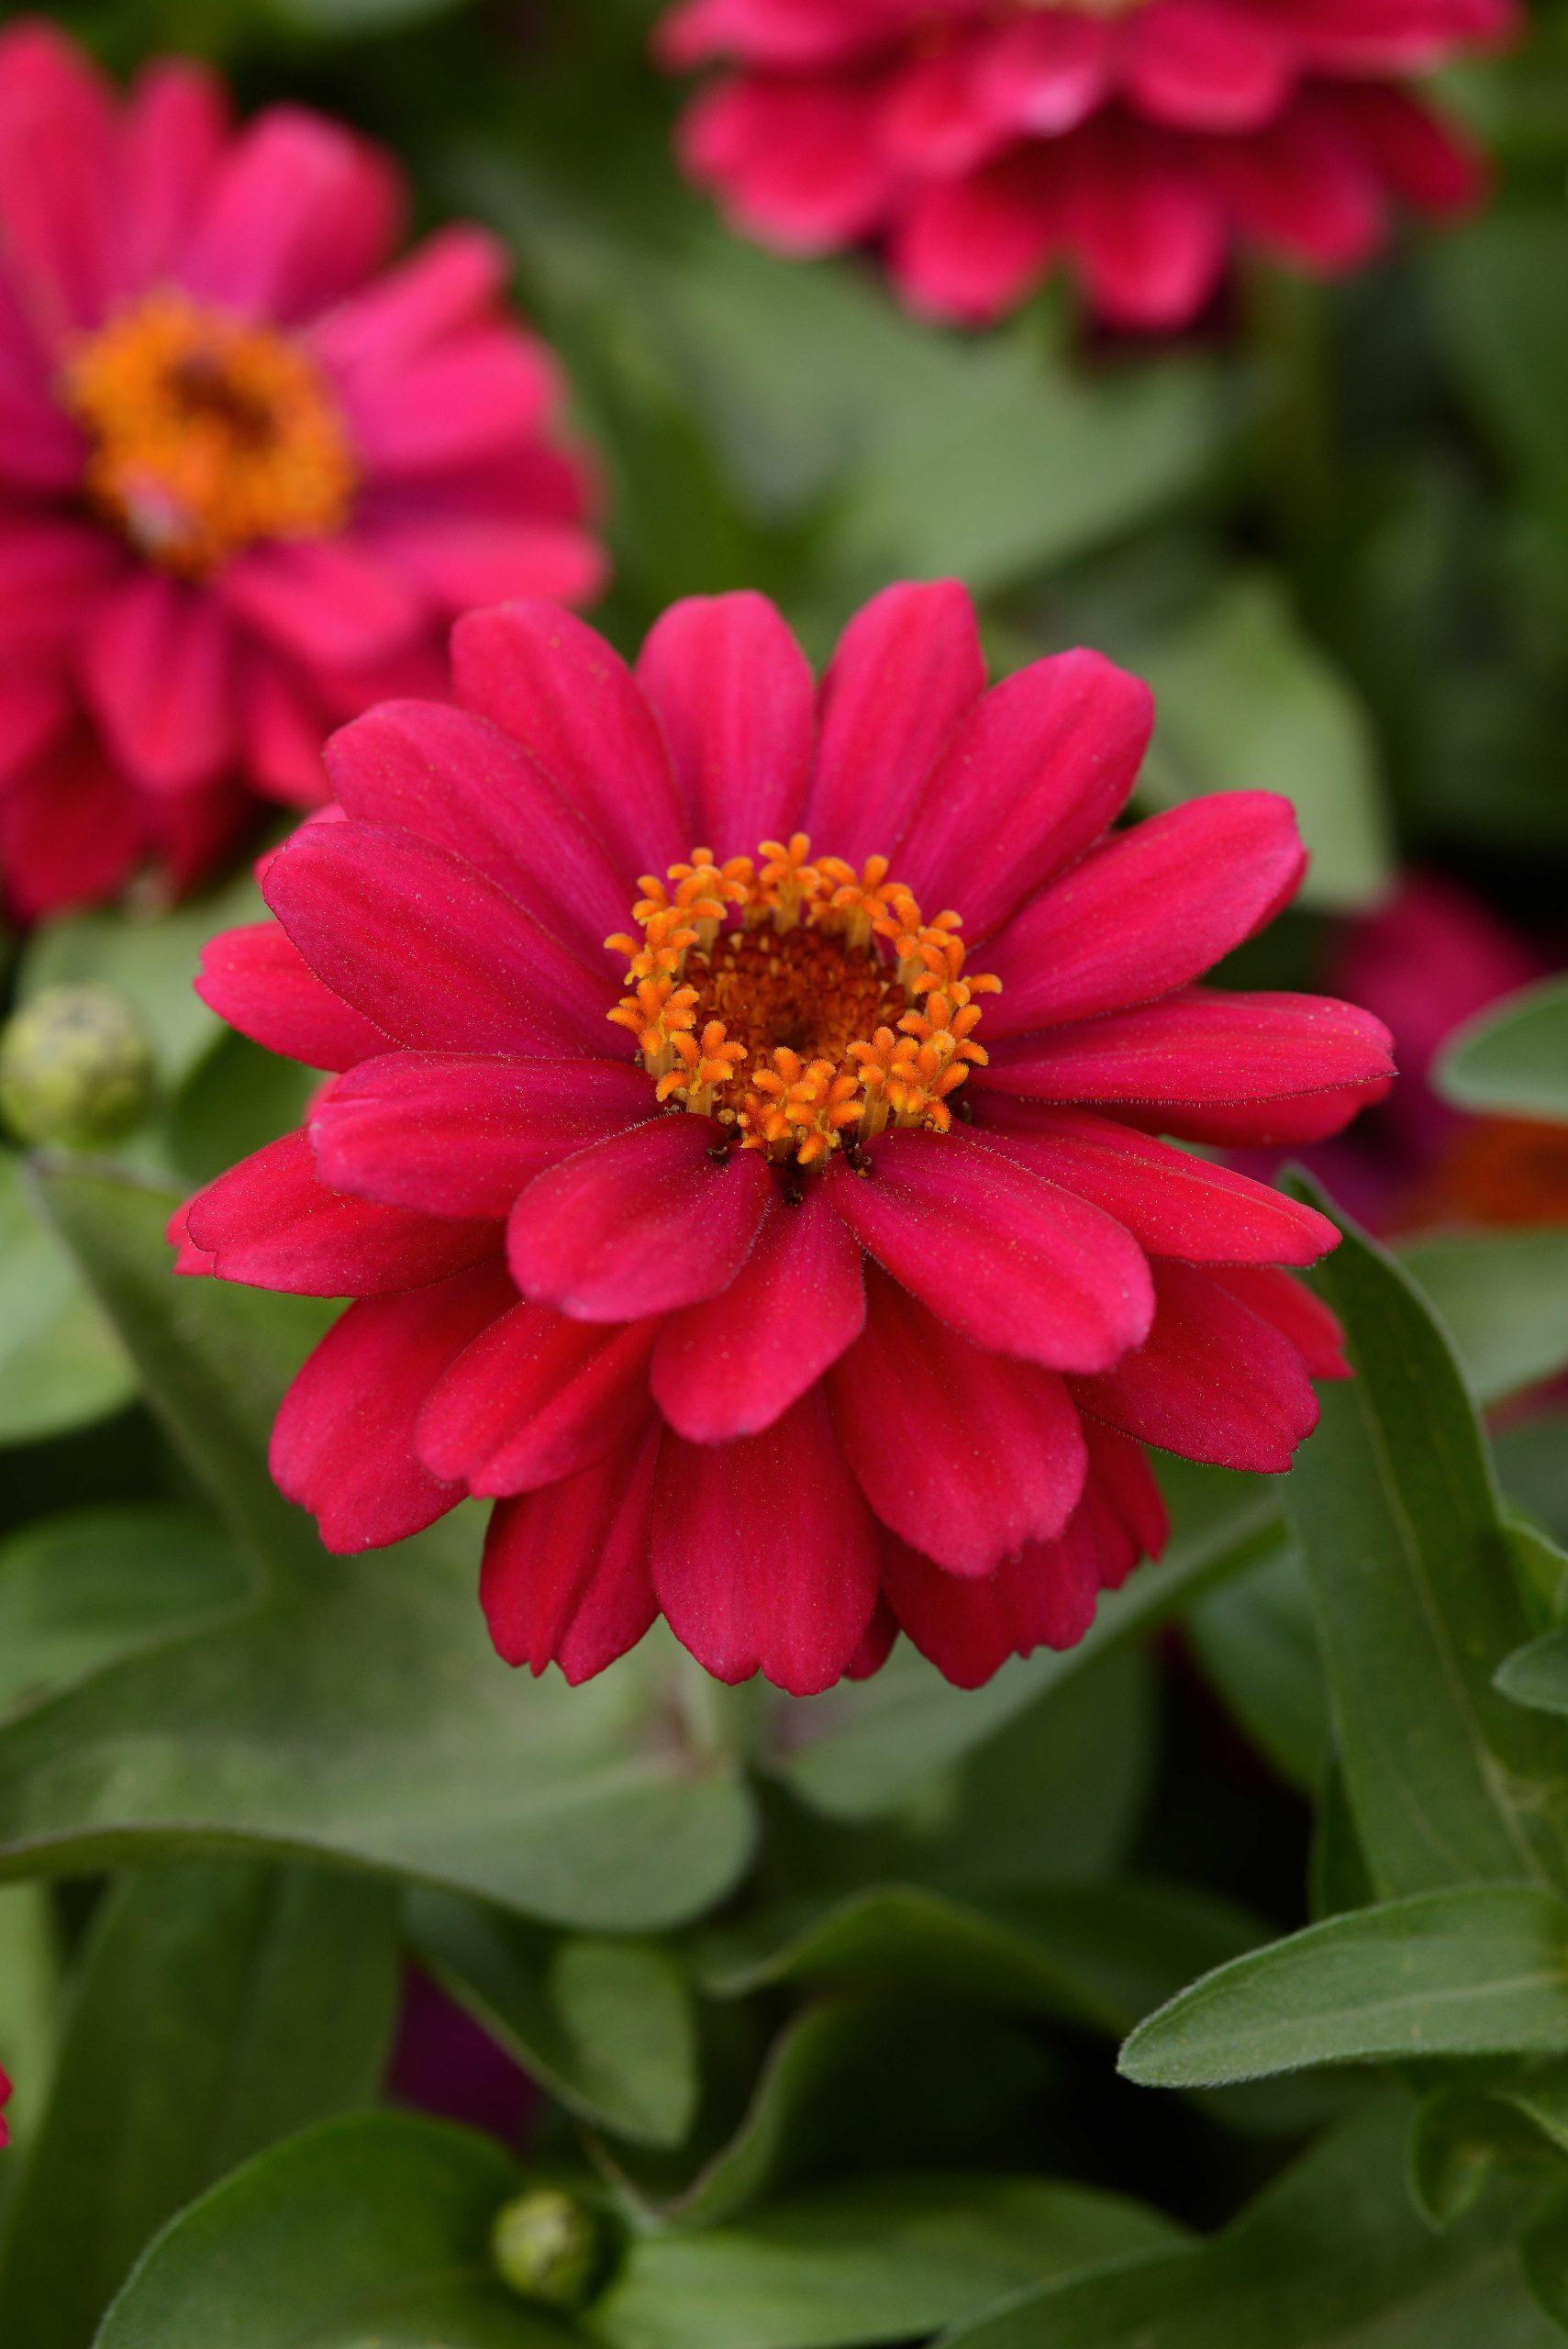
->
178;581;1394;1693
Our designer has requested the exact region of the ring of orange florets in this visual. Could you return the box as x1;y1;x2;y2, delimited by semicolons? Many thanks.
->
64;290;357;578
607;836;1000;1170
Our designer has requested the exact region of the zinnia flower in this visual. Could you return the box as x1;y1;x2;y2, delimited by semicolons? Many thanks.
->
0;21;604;919
658;0;1518;330
173;582;1394;1694
0;2062;10;2148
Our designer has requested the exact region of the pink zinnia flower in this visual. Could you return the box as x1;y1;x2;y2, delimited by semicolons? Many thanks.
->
0;22;605;921
0;2061;10;2148
659;0;1518;330
173;582;1394;1694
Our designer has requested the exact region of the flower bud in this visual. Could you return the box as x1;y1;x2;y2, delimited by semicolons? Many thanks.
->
490;2185;602;2310
0;985;155;1150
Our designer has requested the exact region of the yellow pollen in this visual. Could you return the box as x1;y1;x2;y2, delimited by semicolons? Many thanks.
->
607;835;1000;1169
63;291;357;578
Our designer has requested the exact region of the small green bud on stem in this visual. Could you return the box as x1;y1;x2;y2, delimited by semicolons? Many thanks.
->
490;2185;603;2310
0;985;155;1150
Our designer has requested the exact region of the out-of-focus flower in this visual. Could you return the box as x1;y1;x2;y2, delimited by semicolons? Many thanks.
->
0;981;154;1147
173;583;1393;1692
659;0;1518;330
0;2061;10;2148
388;1966;537;2145
0;21;605;921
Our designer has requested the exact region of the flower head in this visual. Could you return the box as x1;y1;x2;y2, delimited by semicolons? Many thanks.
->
0;2062;10;2149
658;0;1518;331
0;21;605;919
176;581;1394;1694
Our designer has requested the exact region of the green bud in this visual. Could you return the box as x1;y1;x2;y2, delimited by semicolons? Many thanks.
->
490;2186;603;2310
0;985;155;1150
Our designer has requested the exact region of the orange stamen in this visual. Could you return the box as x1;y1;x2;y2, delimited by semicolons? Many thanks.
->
63;290;356;577
606;836;999;1169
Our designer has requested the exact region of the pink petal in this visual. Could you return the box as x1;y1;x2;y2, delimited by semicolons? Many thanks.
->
807;581;985;865
1064;117;1228;330
417;1303;656;1496
350;329;559;479
831;1269;1088;1575
0;21;124;345
1202;94;1385;273
1118;1080;1396;1149
680;74;899;254
0;726;142;919
972;13;1112;136
984;987;1396;1112
1084;1416;1170;1565
271;1261;513;1553
1127;0;1294;132
895;649;1155;940
146;773;250;899
81;572;237;794
891;150;1066;327
0;273;83;486
222;539;423;674
310;226;508;378
177;104;403;322
882;1513;1103;1689
451;601;690;885
657;0;913;71
879;40;1001;180
1073;1258;1320;1473
636;592;815;858
363;515;607;617
984;790;1307;1035
1285;0;1517;74
507;1117;772;1322
828;1128;1153;1374
312;1053;654;1220
261;819;609;1058
183;1130;497;1298
651;1181;865;1440
323;698;628;971
482;1431;660;1682
0;662;69;785
981;1103;1340;1266
121;60;228;287
1333;83;1485;218
1207;1264;1349;1378
651;1391;881;1694
196;920;392;1073
0;518;125;657
237;646;330;807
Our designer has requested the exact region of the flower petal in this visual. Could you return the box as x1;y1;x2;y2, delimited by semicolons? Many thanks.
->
122;59;228;288
178;104;403;322
310;225;508;378
222;538;422;674
81;572;237;794
270;1261;513;1553
681;74;898;253
882;1513;1103;1689
890;149;1065;326
508;1117;772;1322
651;1181;864;1440
652;1391;880;1693
1207;1264;1350;1378
807;581;985;866
183;1130;497;1298
481;1431;660;1682
312;1052;654;1220
196;921;391;1073
1128;0;1294;132
831;1270;1088;1575
636;592;815;858
418;1303;655;1496
0;21;124;345
828;1128;1152;1374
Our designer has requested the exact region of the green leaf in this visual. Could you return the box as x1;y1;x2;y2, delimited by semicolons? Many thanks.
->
0;1884;59;2170
1132;574;1390;910
0;1506;250;1717
1410;2062;1568;2228
940;2095;1557;2348
1184;1542;1328;1794
408;1890;698;2149
1120;1886;1568;2089
1433;210;1568;521
93;2113;550;2349
1399;1229;1568;1405
774;1461;1276;1820
0;1860;399;2349
701;1880;1261;2043
1437;980;1568;1124
1280;1186;1568;1897
591;2174;1183;2349
0;1156;133;1444
1496;1627;1568;1715
0;1166;753;1932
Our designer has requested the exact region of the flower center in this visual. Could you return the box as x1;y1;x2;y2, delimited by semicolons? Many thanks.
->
63;291;357;578
608;836;1000;1169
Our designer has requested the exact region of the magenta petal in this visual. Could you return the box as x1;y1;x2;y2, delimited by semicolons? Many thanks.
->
985;790;1307;1034
1203;93;1385;273
271;1262;513;1553
0;729;142;920
1065;117;1227;330
0;663;70;785
1333;83;1485;217
82;572;237;794
482;1431;660;1683
807;581;985;865
222;539;422;674
895;648;1155;939
0;21;124;346
651;1183;864;1440
239;646;330;808
508;1118;772;1322
196;921;392;1073
311;225;507;378
882;1515;1103;1689
652;1392;880;1694
350;329;559;477
832;1271;1088;1576
1073;1259;1320;1474
451;601;690;884
828;1129;1153;1374
982;1104;1340;1267
364;515;607;618
636;592;815;858
973;14;1111;137
879;42;1001;180
418;1304;655;1496
183;1130;497;1298
984;987;1396;1112
1207;1264;1349;1379
891;150;1065;327
121;59;228;287
312;1053;654;1220
261;819;610;1058
1128;0;1293;132
177;104;403;322
681;74;899;253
